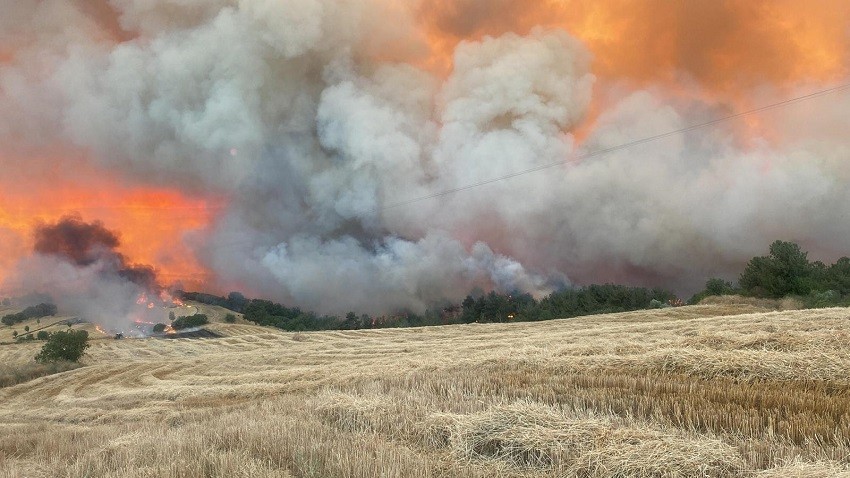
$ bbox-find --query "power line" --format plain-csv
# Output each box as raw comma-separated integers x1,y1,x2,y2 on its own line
1,82,849,295
383,82,850,210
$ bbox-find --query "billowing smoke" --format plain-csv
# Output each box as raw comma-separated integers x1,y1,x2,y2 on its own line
12,216,164,331
1,1,849,315
34,215,159,291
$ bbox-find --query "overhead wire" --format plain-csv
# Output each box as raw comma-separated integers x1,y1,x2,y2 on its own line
382,82,850,210
1,82,849,295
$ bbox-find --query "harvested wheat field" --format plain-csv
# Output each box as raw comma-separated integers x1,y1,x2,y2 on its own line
1,302,850,477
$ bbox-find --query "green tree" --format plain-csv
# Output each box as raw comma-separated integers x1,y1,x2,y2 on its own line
24,325,29,333
704,278,735,296
36,330,50,340
152,323,167,333
224,313,237,323
35,330,89,363
343,312,360,330
740,241,813,298
826,257,850,295
171,314,209,330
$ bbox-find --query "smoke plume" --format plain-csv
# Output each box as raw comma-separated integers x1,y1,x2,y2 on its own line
1,1,849,315
8,216,164,331
34,215,159,291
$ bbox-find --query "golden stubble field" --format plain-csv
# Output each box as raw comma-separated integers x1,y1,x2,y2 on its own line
1,301,850,477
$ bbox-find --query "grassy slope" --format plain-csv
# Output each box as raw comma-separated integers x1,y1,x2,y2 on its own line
0,301,244,343
0,302,849,477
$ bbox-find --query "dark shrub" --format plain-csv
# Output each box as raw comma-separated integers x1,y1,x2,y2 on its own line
172,314,209,330
35,330,89,363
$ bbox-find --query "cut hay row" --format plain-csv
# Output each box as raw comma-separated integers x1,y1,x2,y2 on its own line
1,304,849,476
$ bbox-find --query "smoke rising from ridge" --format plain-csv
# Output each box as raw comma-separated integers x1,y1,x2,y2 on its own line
10,216,165,331
1,1,849,315
34,215,159,291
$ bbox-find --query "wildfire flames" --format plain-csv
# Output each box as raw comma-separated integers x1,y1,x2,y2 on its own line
135,291,186,310
1,1,849,315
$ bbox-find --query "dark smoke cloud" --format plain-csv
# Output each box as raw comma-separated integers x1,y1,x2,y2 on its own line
34,215,159,291
2,216,167,332
1,1,849,316
34,216,120,266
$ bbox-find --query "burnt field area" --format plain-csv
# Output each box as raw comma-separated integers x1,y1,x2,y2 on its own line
155,328,223,340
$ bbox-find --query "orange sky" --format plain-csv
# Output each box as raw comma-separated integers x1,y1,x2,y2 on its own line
415,0,850,156
417,0,850,89
2,0,849,294
0,157,222,294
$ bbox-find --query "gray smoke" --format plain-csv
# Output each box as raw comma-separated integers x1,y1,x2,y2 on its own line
1,0,849,315
7,216,167,331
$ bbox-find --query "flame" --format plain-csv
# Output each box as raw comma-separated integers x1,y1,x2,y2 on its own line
159,290,184,307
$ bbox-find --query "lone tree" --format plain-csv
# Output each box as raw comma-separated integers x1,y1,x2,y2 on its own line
35,330,89,363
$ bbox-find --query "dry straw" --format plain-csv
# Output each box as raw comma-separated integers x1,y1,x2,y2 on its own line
1,300,850,476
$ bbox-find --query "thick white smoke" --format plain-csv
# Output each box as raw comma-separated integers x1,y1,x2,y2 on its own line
9,254,155,333
2,0,849,315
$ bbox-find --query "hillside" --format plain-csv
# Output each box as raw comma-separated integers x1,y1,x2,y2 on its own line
0,301,244,343
1,303,849,477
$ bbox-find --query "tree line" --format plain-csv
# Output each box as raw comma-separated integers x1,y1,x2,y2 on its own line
175,240,850,334
1,303,57,326
690,240,850,307
180,283,678,333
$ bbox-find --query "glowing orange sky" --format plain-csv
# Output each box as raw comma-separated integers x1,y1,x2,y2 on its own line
2,0,849,295
0,158,222,294
418,0,850,89
415,0,850,153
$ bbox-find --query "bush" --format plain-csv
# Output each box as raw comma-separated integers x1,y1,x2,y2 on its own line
224,313,237,323
36,330,50,340
171,314,209,330
803,290,844,309
35,330,89,363
152,323,167,333
649,299,671,309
